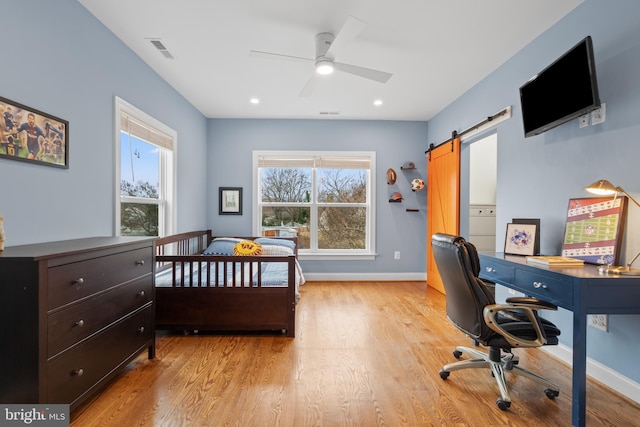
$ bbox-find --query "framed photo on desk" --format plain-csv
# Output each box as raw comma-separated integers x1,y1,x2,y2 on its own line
513,218,541,255
504,222,537,256
561,196,627,265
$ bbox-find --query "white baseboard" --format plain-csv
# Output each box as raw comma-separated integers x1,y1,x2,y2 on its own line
541,344,640,404
303,272,426,282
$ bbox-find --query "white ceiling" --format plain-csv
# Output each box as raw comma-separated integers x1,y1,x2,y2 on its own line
78,0,582,121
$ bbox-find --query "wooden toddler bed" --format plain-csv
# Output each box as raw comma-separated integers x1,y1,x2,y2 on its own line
154,230,304,337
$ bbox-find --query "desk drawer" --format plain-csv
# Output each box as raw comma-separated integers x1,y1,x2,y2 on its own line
479,258,515,284
515,270,573,308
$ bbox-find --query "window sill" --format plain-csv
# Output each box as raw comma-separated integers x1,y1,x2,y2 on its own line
298,253,377,261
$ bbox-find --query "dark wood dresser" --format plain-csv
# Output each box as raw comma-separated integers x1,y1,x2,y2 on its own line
0,236,155,411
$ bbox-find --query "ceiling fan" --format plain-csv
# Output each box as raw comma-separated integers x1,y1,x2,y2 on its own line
249,16,393,97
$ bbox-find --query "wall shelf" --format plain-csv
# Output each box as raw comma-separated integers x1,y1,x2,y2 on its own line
400,161,416,170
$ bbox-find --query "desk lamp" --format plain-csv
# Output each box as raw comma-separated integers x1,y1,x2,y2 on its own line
585,179,640,275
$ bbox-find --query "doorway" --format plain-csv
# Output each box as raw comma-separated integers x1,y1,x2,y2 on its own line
468,133,497,251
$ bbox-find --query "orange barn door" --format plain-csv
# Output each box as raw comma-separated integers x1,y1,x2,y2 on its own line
426,137,461,293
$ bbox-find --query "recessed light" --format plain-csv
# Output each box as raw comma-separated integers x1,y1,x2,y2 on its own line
373,99,383,106
250,98,260,104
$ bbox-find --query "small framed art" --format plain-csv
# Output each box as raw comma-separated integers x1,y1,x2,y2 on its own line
504,222,537,256
512,218,541,255
219,187,242,215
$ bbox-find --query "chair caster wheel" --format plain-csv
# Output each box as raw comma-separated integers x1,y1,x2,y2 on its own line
496,397,511,410
439,370,450,380
453,350,463,359
545,388,560,399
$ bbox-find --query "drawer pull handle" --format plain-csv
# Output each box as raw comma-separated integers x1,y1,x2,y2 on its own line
135,260,145,266
137,290,145,297
533,281,547,289
72,278,84,285
74,320,85,327
72,369,84,377
485,267,496,273
138,327,145,334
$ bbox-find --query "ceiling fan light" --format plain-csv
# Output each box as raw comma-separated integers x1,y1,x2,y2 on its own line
316,60,334,75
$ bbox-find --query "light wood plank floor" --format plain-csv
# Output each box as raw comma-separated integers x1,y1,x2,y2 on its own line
71,281,639,426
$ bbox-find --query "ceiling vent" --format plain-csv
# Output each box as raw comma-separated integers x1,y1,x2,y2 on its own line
149,39,174,59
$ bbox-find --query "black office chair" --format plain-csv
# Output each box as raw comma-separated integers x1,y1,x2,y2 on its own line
431,233,561,410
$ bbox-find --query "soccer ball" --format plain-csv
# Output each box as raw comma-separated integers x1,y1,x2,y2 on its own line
411,178,425,192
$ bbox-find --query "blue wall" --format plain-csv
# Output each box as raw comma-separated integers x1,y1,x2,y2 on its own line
207,119,428,276
0,0,208,246
427,0,640,383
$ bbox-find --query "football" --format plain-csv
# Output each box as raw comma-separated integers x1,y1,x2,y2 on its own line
386,168,397,185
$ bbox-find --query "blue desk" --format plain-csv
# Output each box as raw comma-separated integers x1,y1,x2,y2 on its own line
478,252,640,427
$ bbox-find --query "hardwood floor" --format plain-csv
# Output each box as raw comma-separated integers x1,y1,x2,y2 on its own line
71,281,639,426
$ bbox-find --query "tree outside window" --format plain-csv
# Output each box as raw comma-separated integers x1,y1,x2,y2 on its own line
255,152,375,256
120,134,160,236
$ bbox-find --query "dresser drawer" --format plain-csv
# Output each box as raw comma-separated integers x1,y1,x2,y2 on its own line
47,304,153,405
478,257,515,284
515,269,573,308
48,276,153,358
47,247,152,310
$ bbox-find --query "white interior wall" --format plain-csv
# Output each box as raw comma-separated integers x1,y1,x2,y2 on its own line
469,134,497,205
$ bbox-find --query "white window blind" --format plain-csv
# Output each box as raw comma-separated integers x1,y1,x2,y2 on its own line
257,155,370,169
121,113,173,150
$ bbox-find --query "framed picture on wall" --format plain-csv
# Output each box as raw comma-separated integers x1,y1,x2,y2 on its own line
0,96,69,169
504,222,537,256
561,196,627,265
219,187,242,215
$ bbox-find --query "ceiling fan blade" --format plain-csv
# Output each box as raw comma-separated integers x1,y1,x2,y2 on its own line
325,15,366,59
334,62,392,83
249,50,314,64
299,73,318,97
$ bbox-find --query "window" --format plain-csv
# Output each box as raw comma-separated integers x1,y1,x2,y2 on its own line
115,97,176,237
253,151,376,259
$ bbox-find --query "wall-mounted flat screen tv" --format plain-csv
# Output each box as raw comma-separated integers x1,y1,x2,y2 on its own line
519,36,600,138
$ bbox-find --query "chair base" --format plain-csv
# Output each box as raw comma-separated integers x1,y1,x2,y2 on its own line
439,345,560,410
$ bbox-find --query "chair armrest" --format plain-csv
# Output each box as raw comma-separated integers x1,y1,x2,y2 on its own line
483,301,557,348
505,296,557,310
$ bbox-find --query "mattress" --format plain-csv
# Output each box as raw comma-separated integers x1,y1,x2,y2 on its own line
155,258,305,301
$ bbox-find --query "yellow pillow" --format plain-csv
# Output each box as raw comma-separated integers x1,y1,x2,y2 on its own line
233,240,263,256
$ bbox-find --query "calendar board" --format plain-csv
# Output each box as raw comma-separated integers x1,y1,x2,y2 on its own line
561,197,627,265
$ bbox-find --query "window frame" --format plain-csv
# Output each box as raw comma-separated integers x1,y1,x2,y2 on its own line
253,150,376,260
114,96,177,237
